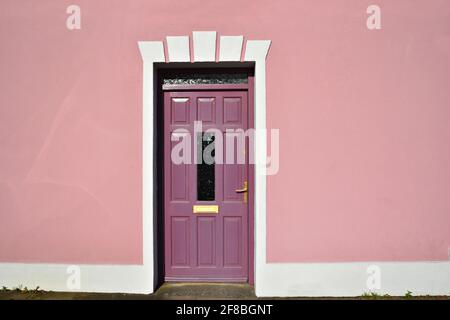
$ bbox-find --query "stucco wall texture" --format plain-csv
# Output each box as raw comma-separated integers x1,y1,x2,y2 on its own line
0,0,449,264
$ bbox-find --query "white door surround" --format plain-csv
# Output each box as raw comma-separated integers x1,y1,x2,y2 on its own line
138,32,271,295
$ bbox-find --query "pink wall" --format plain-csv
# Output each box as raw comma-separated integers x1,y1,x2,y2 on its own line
0,0,449,264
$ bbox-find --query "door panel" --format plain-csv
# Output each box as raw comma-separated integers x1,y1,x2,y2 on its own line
171,98,189,123
197,97,216,123
223,216,242,267
171,217,190,267
164,90,249,282
223,97,243,124
197,217,216,267
170,135,189,201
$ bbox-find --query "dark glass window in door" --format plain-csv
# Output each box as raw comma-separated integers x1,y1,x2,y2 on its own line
197,132,215,201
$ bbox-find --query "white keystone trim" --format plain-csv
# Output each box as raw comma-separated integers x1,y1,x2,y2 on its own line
244,40,271,62
193,31,216,62
219,36,243,61
138,41,165,62
166,36,190,62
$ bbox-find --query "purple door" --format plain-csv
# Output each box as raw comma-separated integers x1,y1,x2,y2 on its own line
164,88,250,282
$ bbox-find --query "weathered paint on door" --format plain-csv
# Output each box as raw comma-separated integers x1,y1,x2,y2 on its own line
164,89,250,282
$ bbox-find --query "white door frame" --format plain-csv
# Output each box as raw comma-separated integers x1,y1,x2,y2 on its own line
138,32,271,294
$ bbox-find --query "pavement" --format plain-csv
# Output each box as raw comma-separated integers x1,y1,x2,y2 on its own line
0,283,258,300
0,283,447,300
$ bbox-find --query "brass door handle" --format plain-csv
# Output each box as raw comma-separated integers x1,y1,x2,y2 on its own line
235,181,248,193
235,181,248,203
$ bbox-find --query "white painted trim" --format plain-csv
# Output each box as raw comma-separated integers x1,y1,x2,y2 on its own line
138,40,165,292
0,263,151,294
244,40,271,62
219,36,243,61
166,36,190,62
193,31,216,62
244,40,271,296
258,262,450,297
138,41,165,62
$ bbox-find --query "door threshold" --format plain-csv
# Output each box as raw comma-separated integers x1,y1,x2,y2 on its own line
154,282,256,300
165,277,248,283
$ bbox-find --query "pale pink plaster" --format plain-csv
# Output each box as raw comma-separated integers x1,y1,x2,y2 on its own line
0,0,449,263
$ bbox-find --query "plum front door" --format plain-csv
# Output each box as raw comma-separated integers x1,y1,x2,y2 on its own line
163,87,251,282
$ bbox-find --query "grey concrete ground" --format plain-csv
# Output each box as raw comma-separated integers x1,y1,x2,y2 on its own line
0,283,448,300
0,283,256,300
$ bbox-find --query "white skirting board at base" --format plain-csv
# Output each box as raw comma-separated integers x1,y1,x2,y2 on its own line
1,261,449,296
256,261,450,297
0,263,153,294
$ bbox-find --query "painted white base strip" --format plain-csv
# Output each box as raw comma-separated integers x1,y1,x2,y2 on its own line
0,263,153,294
257,261,450,297
1,261,449,296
